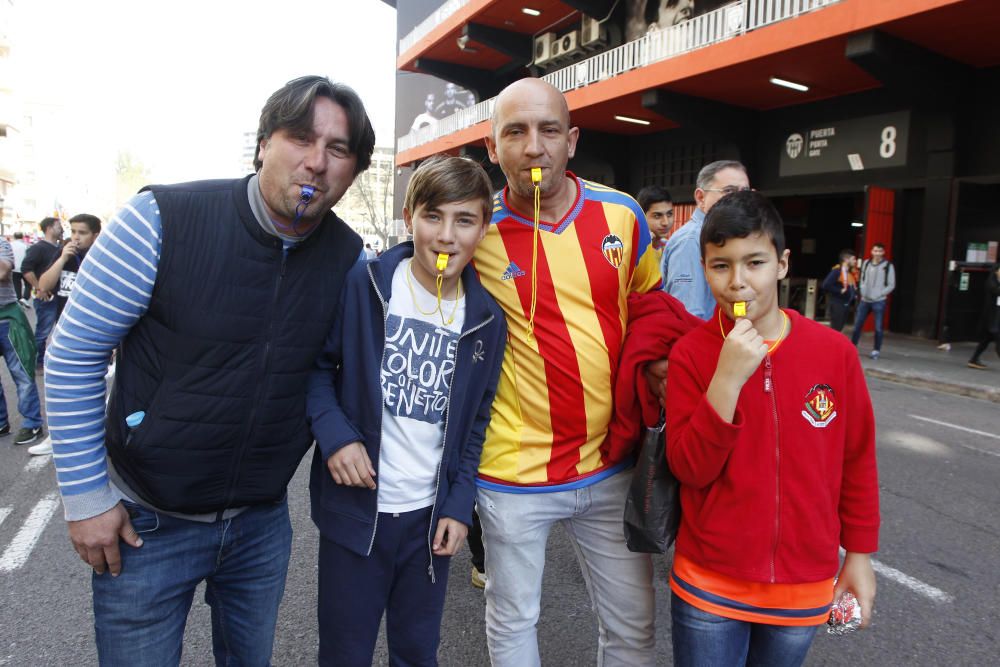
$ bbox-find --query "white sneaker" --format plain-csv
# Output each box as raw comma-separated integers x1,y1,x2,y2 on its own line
28,437,53,456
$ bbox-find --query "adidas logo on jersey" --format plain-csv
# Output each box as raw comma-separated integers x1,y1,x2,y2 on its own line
501,262,526,280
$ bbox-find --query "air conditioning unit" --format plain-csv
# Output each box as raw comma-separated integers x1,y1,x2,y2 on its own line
581,15,607,49
533,32,556,66
550,30,581,61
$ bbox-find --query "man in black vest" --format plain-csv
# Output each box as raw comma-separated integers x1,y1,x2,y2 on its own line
44,76,372,665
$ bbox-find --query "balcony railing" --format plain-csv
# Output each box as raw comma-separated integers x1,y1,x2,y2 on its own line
399,0,472,56
397,0,841,155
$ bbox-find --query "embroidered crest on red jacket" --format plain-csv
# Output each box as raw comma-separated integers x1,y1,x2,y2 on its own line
802,383,837,428
601,234,624,269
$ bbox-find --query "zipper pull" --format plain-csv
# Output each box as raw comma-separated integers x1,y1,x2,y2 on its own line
764,356,773,393
428,562,436,584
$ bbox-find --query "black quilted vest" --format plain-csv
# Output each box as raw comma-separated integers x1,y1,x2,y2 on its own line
105,176,361,513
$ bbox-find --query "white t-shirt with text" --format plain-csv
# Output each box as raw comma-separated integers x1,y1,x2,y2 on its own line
377,258,466,514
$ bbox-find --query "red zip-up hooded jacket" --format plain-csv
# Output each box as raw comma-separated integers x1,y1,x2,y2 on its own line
666,308,880,584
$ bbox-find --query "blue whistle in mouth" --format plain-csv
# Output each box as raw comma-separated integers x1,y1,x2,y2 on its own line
300,185,316,202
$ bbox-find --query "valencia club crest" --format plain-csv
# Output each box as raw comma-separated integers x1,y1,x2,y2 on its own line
802,384,837,428
601,234,624,269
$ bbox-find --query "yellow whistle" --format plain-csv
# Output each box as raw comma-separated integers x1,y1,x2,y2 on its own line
531,167,542,184
436,253,449,272
733,301,747,317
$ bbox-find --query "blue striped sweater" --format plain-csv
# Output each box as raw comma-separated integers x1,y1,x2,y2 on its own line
45,191,162,521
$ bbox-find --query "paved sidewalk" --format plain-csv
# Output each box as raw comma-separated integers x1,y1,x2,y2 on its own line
848,326,1000,403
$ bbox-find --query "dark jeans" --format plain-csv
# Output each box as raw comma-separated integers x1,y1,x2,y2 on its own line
970,331,1000,363
671,594,818,667
93,499,292,666
850,299,886,351
11,272,26,301
828,299,851,333
469,508,485,572
33,298,59,364
318,506,451,667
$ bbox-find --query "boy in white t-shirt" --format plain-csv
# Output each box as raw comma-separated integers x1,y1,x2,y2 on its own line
307,155,506,666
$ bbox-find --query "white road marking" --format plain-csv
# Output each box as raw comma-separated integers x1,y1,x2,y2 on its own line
24,454,51,472
908,414,1000,457
840,548,954,603
871,558,955,603
0,493,61,572
0,508,11,527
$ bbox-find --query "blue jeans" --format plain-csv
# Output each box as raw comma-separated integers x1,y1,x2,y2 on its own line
0,320,42,428
850,299,886,351
93,498,292,667
477,469,655,667
671,594,817,667
33,297,58,364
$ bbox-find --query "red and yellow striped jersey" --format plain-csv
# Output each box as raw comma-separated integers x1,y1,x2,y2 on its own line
473,174,661,489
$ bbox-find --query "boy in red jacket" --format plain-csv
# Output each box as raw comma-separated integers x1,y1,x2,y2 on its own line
666,191,879,666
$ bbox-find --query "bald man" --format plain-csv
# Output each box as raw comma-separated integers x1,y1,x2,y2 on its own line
472,78,661,666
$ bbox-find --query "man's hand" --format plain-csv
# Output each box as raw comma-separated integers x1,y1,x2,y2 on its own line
326,441,376,489
834,552,877,629
716,318,767,387
643,359,668,408
67,503,142,576
432,517,468,556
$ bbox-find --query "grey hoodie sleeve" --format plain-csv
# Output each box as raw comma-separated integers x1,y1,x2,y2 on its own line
873,263,896,301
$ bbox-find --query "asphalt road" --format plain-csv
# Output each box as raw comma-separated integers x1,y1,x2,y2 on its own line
1,372,998,666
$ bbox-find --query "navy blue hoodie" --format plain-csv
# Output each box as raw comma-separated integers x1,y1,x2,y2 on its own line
307,242,506,561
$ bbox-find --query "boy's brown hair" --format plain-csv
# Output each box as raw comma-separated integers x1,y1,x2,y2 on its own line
404,155,493,223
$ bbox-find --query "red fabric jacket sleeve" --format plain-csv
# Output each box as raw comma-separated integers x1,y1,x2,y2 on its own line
665,339,745,490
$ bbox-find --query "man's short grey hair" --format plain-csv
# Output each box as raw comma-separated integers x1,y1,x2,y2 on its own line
696,160,747,191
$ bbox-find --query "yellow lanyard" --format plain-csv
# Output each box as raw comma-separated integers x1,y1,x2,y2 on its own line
405,258,462,326
525,168,543,342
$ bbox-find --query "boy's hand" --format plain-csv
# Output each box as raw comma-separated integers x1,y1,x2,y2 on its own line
835,552,877,629
432,517,468,556
643,359,668,407
717,318,768,386
61,241,79,259
326,442,376,489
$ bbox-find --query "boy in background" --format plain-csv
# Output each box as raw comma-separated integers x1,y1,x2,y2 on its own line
851,242,895,359
638,185,674,257
821,248,858,333
307,156,506,666
37,213,102,316
666,191,879,666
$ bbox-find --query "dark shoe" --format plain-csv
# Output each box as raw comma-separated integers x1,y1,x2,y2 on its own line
14,426,43,446
968,360,987,370
0,423,9,436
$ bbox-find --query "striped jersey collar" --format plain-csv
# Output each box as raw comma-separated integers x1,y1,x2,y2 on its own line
495,171,585,235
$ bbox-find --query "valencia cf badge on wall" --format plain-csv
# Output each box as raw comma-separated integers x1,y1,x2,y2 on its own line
802,384,837,428
601,234,624,269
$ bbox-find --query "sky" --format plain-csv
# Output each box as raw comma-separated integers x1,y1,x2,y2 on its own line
10,0,398,215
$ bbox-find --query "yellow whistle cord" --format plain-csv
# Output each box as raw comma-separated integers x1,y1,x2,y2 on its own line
406,258,462,326
526,170,542,342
